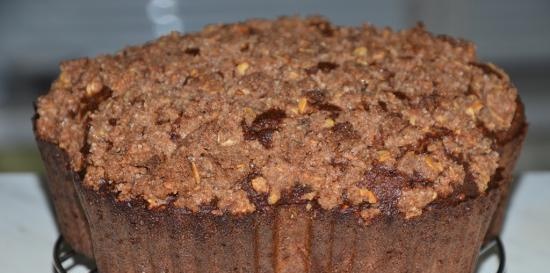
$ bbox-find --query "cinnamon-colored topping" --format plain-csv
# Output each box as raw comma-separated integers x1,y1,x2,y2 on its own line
35,16,519,217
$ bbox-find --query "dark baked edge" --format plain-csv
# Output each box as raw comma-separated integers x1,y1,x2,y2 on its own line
76,175,501,273
35,137,94,257
485,99,527,240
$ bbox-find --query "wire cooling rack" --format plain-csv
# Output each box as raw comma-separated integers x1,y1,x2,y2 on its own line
53,237,97,273
479,237,506,273
53,235,505,273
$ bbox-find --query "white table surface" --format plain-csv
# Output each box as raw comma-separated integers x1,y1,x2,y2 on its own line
0,172,548,273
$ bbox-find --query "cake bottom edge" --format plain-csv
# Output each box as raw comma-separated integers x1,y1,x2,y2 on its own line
76,179,501,273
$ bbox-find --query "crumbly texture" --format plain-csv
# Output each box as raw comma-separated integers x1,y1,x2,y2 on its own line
35,16,518,218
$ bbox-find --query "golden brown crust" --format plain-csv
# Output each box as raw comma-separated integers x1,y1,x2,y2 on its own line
35,17,522,218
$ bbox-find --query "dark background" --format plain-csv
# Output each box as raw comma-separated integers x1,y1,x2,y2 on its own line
0,0,548,172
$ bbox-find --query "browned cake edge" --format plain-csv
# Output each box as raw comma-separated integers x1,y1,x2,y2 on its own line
34,99,526,267
35,138,94,257
485,100,527,241
76,177,500,273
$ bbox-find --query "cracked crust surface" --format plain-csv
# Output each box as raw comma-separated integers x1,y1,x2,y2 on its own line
35,16,520,218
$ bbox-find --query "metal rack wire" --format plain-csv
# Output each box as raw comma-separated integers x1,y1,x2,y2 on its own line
479,237,506,273
53,236,97,273
53,235,505,273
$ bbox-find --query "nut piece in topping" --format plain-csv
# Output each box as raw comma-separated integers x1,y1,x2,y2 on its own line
242,107,256,124
220,138,237,146
424,156,444,172
353,46,368,57
377,150,391,162
58,71,71,85
217,191,256,214
251,176,269,193
298,97,308,114
301,191,317,201
359,188,377,203
323,118,335,128
236,62,250,75
398,187,437,219
146,196,168,209
348,187,378,205
372,51,386,61
188,159,201,187
85,79,103,97
267,190,280,205
287,71,300,80
465,100,484,119
360,208,381,223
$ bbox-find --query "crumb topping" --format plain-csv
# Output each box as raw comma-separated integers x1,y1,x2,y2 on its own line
35,16,518,218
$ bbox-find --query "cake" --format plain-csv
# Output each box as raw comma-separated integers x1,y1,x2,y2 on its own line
34,16,526,273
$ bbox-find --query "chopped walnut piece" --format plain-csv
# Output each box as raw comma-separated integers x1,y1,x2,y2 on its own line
360,208,381,223
424,156,444,172
146,197,168,209
408,116,417,126
353,46,368,57
372,51,386,61
298,97,308,114
465,100,484,119
85,79,103,97
377,150,391,162
211,209,223,216
58,71,71,85
188,159,201,187
268,190,280,205
217,191,256,214
251,176,269,193
236,88,250,96
242,107,256,124
323,118,335,128
348,187,378,205
287,71,300,80
301,192,317,201
398,187,437,219
397,152,444,181
236,62,250,75
361,188,378,203
220,139,237,146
